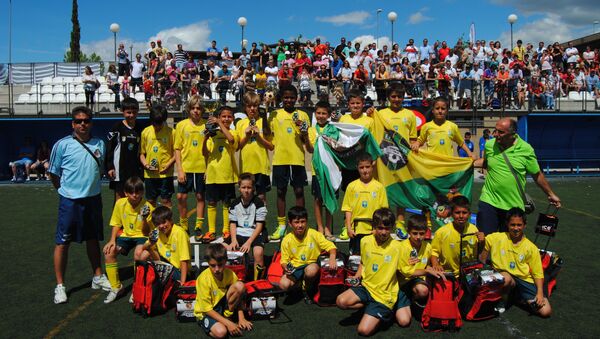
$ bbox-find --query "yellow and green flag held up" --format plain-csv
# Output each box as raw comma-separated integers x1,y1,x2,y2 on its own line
372,110,474,210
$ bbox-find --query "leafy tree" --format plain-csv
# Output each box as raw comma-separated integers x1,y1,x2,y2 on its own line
68,0,81,62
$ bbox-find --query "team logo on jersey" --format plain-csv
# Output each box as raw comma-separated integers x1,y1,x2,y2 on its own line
129,223,134,230
450,243,455,248
204,318,210,327
509,262,516,269
243,221,249,227
218,146,224,152
287,127,293,134
153,146,159,153
172,244,177,251
301,254,306,261
372,264,379,272
501,249,506,256
421,257,428,264
212,290,218,296
469,238,474,245
384,255,391,263
361,201,368,208
354,193,359,198
94,149,101,158
162,137,167,143
128,143,134,151
393,125,399,131
291,248,297,254
448,130,453,136
440,139,445,145
185,132,190,138
166,250,171,258
308,242,314,250
461,249,466,257
372,192,377,198
403,117,408,124
122,136,126,142
192,140,198,147
519,254,525,262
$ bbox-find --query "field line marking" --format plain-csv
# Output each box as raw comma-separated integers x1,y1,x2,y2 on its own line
496,316,528,339
44,292,101,339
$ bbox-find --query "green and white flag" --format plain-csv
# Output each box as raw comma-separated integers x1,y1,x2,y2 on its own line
312,122,382,213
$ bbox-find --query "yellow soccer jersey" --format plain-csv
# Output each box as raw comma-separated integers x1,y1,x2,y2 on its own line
141,125,174,178
281,228,336,268
341,179,388,234
484,232,544,284
398,239,432,286
174,118,207,173
205,129,239,184
236,118,271,175
417,120,463,156
157,224,190,269
194,268,238,320
339,114,374,133
268,109,310,166
109,197,154,238
375,108,417,141
431,222,480,277
360,235,402,309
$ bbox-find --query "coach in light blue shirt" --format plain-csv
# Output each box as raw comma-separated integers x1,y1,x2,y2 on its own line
48,106,111,305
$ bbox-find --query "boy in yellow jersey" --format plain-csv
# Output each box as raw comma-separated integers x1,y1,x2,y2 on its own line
336,208,401,336
174,95,207,239
103,176,154,303
431,196,485,277
140,105,175,207
236,92,273,204
367,84,417,239
341,153,388,254
395,214,446,326
194,244,251,338
306,101,335,240
480,208,551,317
279,206,337,300
255,67,267,99
411,97,475,159
267,85,311,240
202,106,239,243
142,206,190,283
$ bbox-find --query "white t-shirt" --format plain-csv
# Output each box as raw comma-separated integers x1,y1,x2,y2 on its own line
566,47,579,63
131,61,145,78
264,66,279,82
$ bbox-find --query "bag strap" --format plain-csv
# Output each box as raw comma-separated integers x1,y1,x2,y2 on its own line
73,135,101,169
500,151,528,207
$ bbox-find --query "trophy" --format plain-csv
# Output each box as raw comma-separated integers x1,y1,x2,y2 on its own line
203,99,220,137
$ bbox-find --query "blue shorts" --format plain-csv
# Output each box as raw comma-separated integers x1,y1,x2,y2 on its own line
205,183,236,204
272,165,307,190
116,237,146,255
55,194,104,244
288,264,308,282
177,173,206,194
395,278,427,310
350,286,392,322
145,177,174,201
10,158,33,167
254,173,272,195
198,296,228,334
513,276,543,302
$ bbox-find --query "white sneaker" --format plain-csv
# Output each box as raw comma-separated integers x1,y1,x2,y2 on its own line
54,284,67,304
129,293,134,304
91,274,112,291
103,285,123,304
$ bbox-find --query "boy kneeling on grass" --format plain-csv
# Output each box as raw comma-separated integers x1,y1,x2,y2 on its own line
279,206,337,302
479,208,551,318
194,243,252,338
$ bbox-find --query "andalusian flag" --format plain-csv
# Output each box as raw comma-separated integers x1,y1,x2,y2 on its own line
372,111,474,210
312,123,382,213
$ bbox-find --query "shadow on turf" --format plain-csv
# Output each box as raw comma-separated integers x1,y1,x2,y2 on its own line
66,266,134,299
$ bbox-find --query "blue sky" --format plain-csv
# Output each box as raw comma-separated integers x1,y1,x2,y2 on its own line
0,0,598,63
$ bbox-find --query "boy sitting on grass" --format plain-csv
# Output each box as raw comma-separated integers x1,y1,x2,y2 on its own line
279,206,337,302
194,243,252,338
480,208,551,317
103,176,154,303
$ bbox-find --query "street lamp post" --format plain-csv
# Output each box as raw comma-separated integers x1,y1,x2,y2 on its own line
594,20,599,34
110,23,120,66
508,14,518,50
388,11,398,49
376,9,382,49
237,17,247,51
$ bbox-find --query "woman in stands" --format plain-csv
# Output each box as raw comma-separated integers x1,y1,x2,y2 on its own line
106,64,120,110
82,66,98,110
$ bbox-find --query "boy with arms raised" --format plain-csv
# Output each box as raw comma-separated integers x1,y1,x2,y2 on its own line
194,244,251,338
267,85,311,240
140,105,175,208
202,106,239,243
279,206,337,300
174,95,207,239
237,92,274,204
228,173,268,281
336,208,400,336
341,152,388,254
480,208,551,317
103,176,154,303
431,196,485,277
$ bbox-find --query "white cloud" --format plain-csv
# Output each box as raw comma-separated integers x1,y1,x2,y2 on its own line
492,0,599,26
496,14,575,47
352,35,392,50
408,9,433,24
80,21,212,61
316,11,371,26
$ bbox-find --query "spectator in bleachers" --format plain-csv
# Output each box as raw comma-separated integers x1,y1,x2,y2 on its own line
260,44,272,70
130,53,145,94
174,44,189,71
9,136,35,182
586,70,599,94
278,63,293,89
144,41,156,60
106,64,121,110
82,66,98,110
207,40,220,61
249,42,260,71
197,59,213,99
221,46,233,64
374,63,389,106
216,64,232,104
117,43,129,76
565,42,579,66
31,140,50,180
155,39,169,60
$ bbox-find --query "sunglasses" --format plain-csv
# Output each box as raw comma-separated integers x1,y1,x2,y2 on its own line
73,118,91,125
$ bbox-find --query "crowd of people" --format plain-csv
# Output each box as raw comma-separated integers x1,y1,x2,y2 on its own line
47,74,562,336
89,37,600,112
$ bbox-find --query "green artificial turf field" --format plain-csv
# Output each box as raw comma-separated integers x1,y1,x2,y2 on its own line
1,178,599,338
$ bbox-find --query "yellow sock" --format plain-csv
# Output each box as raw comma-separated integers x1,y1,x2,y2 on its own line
222,204,230,233
195,217,204,230
254,264,265,281
105,262,120,289
207,205,217,233
277,216,286,228
179,216,188,231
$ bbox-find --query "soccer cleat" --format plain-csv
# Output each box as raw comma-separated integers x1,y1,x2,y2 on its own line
269,226,286,241
91,274,112,291
495,301,506,314
194,228,204,242
338,228,349,241
222,231,231,243
201,232,216,244
11,176,16,182
129,293,134,304
395,228,409,240
54,284,67,304
103,285,123,304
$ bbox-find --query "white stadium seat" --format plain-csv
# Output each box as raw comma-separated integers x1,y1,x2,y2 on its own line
66,94,78,103
62,77,73,84
98,93,111,102
41,85,53,94
40,93,53,103
16,94,30,104
29,93,41,103
98,85,109,94
74,85,84,94
51,94,65,104
72,76,82,83
568,91,581,101
52,85,65,94
134,92,145,102
97,76,106,84
28,85,39,94
41,77,53,85
52,77,64,85
74,93,86,103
